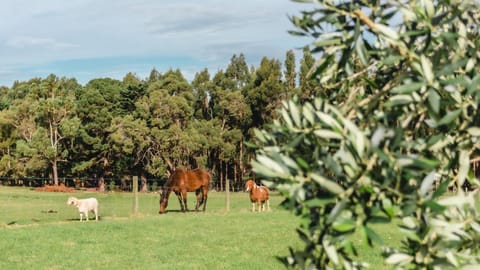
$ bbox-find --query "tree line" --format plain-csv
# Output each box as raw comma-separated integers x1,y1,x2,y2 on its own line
0,49,317,191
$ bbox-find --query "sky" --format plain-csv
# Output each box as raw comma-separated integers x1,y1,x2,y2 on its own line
0,0,313,87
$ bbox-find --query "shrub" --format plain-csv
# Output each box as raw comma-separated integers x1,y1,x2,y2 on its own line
252,0,480,269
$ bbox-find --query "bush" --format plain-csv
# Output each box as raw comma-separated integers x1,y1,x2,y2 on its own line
252,0,480,269
108,180,116,192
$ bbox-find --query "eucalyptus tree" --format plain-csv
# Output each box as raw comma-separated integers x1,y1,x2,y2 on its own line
192,68,212,120
209,62,253,188
135,69,198,173
0,86,12,110
0,101,18,176
252,0,480,269
225,53,251,89
298,46,317,102
108,114,151,190
8,75,81,185
0,83,38,177
284,50,297,98
244,57,284,128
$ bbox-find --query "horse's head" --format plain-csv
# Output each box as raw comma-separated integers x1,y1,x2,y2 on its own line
245,180,255,192
158,187,169,214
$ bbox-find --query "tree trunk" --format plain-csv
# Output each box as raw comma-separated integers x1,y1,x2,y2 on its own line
140,173,148,192
239,141,244,185
220,160,224,191
52,160,59,186
234,163,238,192
225,164,230,211
98,176,105,192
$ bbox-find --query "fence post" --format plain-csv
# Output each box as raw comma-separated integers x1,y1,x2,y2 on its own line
132,176,139,215
225,177,230,212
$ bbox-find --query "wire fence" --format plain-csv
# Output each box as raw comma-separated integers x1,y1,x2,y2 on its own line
0,177,249,192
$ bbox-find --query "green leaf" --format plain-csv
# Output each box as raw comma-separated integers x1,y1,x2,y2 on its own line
419,172,437,196
428,89,441,114
386,95,413,106
295,157,310,170
304,198,331,208
391,82,424,94
362,225,384,246
397,156,439,170
385,253,413,265
432,178,448,198
288,100,302,127
314,38,342,47
424,200,446,213
316,111,342,132
332,218,356,232
288,134,305,149
355,35,368,66
375,24,399,40
467,127,480,137
311,173,344,194
381,55,403,66
324,242,339,264
458,150,469,187
296,228,310,244
281,108,294,128
421,55,434,85
314,129,343,140
438,58,468,76
437,109,461,126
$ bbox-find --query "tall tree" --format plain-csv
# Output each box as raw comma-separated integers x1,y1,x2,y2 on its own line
244,57,284,128
73,78,125,181
284,50,297,99
225,53,250,89
15,75,81,185
192,68,211,120
136,69,196,172
298,46,317,102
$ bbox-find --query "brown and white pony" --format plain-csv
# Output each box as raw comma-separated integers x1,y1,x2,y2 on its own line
245,179,270,212
159,168,211,214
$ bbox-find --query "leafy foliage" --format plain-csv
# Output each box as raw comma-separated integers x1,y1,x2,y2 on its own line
252,0,480,269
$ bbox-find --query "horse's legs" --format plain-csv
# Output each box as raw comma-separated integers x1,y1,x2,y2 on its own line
267,199,271,211
181,189,188,212
201,187,208,212
251,202,255,212
175,191,184,211
195,189,202,211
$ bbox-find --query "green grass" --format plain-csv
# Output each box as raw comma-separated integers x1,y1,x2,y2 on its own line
0,186,303,270
4,186,471,270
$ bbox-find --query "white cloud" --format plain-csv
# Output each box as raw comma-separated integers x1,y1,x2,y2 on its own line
0,0,314,86
6,36,78,49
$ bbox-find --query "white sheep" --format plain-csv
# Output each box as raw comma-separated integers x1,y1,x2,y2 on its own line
67,197,99,221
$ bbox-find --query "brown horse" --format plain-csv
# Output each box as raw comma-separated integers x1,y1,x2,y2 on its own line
245,180,270,212
159,168,211,214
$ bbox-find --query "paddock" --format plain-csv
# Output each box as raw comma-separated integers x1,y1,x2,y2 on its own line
0,186,300,270
1,186,478,270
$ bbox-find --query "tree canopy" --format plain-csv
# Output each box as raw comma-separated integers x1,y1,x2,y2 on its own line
0,52,314,190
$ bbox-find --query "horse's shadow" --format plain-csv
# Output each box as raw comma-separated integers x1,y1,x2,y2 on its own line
161,210,203,214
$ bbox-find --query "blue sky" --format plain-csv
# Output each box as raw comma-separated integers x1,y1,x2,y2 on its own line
0,0,312,87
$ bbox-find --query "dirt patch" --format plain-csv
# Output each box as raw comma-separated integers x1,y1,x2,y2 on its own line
35,183,75,193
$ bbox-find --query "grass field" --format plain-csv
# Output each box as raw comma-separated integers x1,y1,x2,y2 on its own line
0,186,434,270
